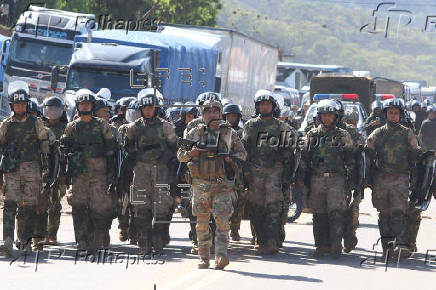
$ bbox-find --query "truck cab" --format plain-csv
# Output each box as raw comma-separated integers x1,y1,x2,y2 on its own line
54,42,158,121
2,5,95,103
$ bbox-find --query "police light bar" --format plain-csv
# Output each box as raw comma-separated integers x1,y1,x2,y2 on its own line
313,94,359,102
375,94,395,101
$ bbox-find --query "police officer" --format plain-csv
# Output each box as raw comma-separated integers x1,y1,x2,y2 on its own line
366,98,423,257
178,99,246,269
364,100,385,136
411,100,425,132
418,105,436,150
0,83,51,255
184,92,221,137
94,98,112,121
298,99,354,259
61,89,116,252
222,104,246,241
242,90,297,255
174,103,199,138
341,109,364,253
124,89,177,255
117,99,141,244
110,97,135,128
35,96,68,246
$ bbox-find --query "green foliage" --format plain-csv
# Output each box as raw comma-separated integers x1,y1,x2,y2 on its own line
9,0,221,28
218,0,436,85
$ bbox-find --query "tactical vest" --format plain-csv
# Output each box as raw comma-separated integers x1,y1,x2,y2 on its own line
5,115,41,163
247,118,282,168
47,121,67,140
187,124,231,181
309,127,347,174
376,126,410,174
134,118,168,162
71,118,106,159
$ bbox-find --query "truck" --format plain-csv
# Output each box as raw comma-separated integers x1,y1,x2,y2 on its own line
157,24,279,117
51,30,218,119
1,5,96,103
310,75,376,114
373,77,405,100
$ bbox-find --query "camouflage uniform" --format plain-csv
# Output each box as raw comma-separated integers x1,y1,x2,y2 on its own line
61,116,116,250
229,125,247,240
338,119,364,253
33,121,66,247
184,117,204,137
300,123,354,258
242,116,296,254
124,116,177,254
117,123,137,243
178,119,246,268
366,123,422,254
109,114,128,129
0,115,50,252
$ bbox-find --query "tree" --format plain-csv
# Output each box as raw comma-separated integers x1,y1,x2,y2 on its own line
8,0,222,28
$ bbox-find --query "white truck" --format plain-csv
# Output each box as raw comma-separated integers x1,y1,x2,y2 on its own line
157,24,279,117
1,5,96,103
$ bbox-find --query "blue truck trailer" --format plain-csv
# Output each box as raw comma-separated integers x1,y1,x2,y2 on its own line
71,30,218,103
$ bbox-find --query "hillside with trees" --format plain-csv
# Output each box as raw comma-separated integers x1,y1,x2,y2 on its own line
217,0,436,85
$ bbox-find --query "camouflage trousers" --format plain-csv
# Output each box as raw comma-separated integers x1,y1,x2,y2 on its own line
309,173,347,214
70,159,114,246
131,161,173,251
34,184,67,241
191,179,233,257
343,197,361,250
309,173,347,249
247,166,284,247
372,173,409,247
2,161,41,246
230,189,248,232
405,205,421,250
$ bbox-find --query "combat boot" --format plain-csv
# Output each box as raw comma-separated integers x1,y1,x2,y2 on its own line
378,213,393,258
215,255,229,270
119,228,129,242
32,237,44,251
312,214,330,258
343,236,358,253
45,236,57,246
329,210,344,259
190,243,199,255
230,228,240,241
197,246,210,269
0,238,14,257
139,242,152,256
391,210,410,259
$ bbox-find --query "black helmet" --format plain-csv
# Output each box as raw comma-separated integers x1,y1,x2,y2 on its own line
94,98,111,112
43,96,63,108
223,104,242,116
371,100,383,112
8,89,29,104
75,89,96,105
28,99,42,115
137,88,163,108
382,98,404,114
196,92,221,106
317,99,340,118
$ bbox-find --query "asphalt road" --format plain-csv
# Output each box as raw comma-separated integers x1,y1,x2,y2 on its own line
1,189,435,290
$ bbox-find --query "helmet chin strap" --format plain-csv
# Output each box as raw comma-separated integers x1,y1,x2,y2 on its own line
14,112,26,117
260,112,273,118
78,110,92,116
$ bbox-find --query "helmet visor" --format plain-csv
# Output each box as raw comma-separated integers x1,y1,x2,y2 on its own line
126,109,141,123
44,106,63,120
